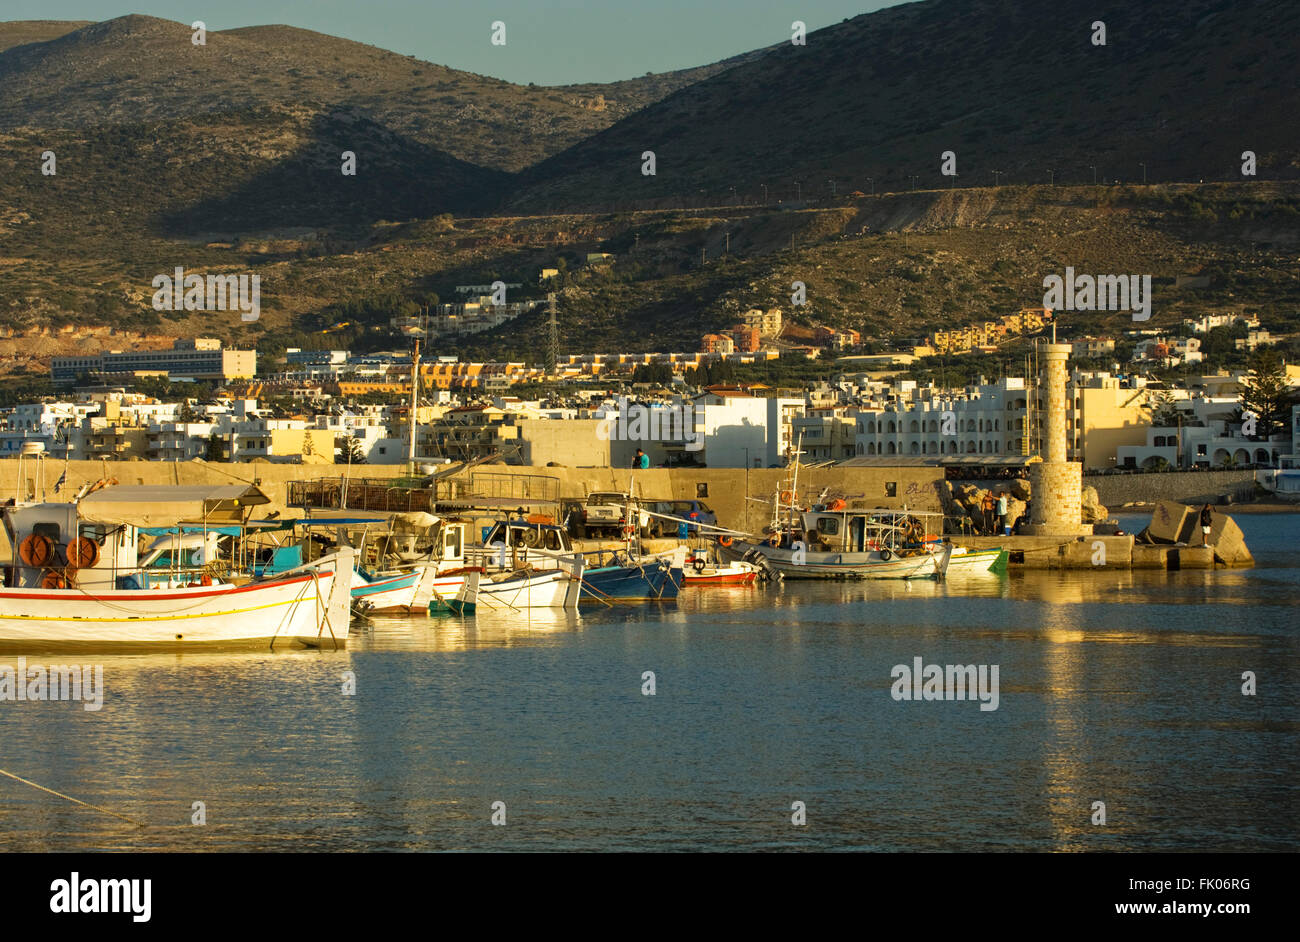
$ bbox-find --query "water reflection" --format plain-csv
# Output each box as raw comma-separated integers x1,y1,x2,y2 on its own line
0,513,1295,851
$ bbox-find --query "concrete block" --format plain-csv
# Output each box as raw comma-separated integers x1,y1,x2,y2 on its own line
1062,535,1133,568
1174,545,1214,569
1146,500,1192,544
1131,544,1171,570
1208,513,1253,566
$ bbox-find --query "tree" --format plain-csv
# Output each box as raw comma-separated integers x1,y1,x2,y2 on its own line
1144,390,1182,427
204,432,225,462
336,435,367,465
1239,349,1292,439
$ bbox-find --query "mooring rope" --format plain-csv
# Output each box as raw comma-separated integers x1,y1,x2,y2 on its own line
0,766,143,827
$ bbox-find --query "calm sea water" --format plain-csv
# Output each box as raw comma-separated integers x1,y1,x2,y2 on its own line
2,514,1297,852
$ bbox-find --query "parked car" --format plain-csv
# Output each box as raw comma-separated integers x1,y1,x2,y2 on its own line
646,500,717,537
578,492,652,539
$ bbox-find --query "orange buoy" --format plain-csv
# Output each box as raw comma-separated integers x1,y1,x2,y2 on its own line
525,513,555,525
40,570,67,589
65,536,100,570
19,533,54,568
718,536,733,548
779,490,798,505
827,498,846,511
200,574,213,586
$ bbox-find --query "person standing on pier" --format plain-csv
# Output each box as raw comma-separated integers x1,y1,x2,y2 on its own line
1200,504,1214,545
996,491,1009,534
980,491,996,535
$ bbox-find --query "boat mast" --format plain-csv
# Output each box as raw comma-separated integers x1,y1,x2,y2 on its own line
407,338,421,472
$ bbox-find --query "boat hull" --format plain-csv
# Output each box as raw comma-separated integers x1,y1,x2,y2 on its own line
0,549,355,649
945,548,1007,575
580,563,681,602
351,564,442,614
726,541,942,579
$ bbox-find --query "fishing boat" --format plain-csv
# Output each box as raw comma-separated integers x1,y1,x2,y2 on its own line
945,547,1008,575
0,484,354,648
683,554,759,586
723,507,953,580
472,519,684,605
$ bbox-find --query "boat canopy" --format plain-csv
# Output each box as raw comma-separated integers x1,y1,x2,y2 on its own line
288,509,438,528
77,484,271,528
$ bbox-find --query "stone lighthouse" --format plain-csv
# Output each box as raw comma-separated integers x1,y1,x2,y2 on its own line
1022,343,1090,536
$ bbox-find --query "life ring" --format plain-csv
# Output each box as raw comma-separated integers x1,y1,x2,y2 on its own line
19,533,54,568
718,536,733,548
621,525,636,540
66,536,100,570
40,570,67,589
779,490,798,504
879,548,893,562
767,535,780,547
692,558,707,574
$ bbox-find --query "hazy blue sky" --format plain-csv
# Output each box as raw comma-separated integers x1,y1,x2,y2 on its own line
3,1,902,85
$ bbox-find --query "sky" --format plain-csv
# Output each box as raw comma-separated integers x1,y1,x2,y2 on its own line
2,1,902,85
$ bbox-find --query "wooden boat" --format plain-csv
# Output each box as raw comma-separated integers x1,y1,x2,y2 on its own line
723,508,953,580
944,547,1008,575
682,555,759,586
0,485,354,648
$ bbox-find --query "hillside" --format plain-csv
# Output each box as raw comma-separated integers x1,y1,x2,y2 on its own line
0,16,766,173
0,4,1296,375
511,0,1300,211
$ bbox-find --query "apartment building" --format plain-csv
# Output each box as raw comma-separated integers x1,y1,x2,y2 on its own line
52,338,256,385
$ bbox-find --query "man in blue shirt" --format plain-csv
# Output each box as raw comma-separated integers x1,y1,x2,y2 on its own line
633,448,649,469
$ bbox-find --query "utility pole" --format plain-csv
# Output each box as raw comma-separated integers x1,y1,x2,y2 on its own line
547,292,559,377
407,338,420,472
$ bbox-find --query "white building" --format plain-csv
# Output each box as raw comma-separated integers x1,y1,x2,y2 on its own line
853,377,1029,458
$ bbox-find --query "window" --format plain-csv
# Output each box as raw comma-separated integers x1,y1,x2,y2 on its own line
696,483,708,498
885,482,898,498
817,517,840,535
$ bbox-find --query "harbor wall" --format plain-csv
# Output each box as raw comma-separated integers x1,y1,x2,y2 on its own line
1089,470,1258,508
0,459,946,533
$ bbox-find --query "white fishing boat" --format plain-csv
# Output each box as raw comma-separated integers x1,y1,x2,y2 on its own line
944,546,1007,575
723,507,954,580
0,484,355,649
